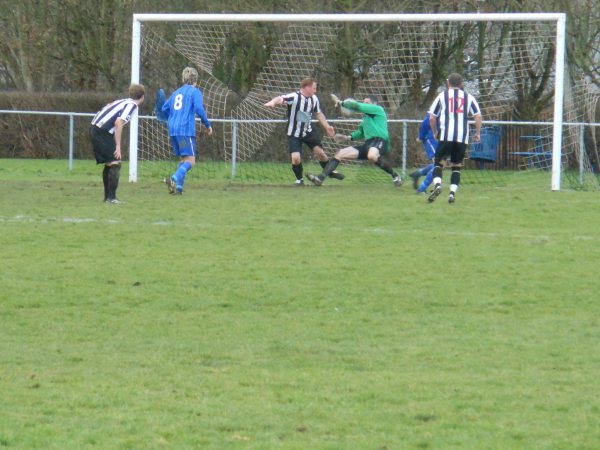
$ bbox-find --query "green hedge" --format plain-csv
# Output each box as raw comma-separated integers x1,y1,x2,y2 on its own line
0,92,119,159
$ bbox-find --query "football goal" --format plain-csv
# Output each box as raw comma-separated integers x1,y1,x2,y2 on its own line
129,13,599,191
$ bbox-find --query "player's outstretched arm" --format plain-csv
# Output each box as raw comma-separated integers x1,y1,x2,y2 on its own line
264,96,283,107
155,88,169,123
343,99,381,115
334,133,350,143
331,94,358,117
315,111,335,137
330,93,342,108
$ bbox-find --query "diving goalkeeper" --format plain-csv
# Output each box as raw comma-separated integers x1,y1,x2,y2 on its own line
306,95,401,187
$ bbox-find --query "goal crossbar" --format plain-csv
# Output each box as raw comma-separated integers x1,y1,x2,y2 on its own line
132,13,565,23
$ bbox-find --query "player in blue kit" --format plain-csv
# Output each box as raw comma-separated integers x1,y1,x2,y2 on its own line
410,112,438,194
161,67,213,194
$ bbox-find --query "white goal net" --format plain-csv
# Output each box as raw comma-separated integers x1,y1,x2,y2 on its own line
130,13,599,191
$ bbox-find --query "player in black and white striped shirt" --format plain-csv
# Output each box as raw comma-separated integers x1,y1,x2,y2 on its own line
427,73,482,204
90,84,145,203
264,78,343,185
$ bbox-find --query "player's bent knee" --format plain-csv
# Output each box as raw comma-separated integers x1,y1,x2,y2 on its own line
183,157,196,167
313,147,326,158
368,149,381,162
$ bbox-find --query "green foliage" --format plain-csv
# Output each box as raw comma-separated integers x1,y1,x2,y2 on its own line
1,159,600,449
0,92,115,159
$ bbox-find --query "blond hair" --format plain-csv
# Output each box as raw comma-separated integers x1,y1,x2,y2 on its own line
182,67,199,85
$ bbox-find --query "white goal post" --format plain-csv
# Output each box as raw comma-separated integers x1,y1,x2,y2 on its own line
129,12,567,190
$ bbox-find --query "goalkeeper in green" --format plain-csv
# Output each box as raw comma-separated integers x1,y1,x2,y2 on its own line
306,95,401,187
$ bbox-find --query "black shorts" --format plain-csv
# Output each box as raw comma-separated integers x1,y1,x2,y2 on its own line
287,130,323,153
434,141,467,165
90,126,119,164
353,137,388,160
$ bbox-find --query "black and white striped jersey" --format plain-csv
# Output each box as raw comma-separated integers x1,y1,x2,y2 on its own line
428,88,481,144
91,98,138,134
281,92,321,138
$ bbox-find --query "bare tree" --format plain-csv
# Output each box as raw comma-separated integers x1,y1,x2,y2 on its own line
561,0,600,87
60,0,134,90
0,1,63,91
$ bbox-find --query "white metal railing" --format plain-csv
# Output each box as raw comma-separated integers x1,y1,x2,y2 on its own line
0,109,94,171
1,109,597,183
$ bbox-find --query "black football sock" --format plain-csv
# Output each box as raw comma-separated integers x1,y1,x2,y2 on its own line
102,165,110,201
375,158,395,177
321,158,339,178
450,169,461,189
432,165,443,182
107,164,121,200
292,163,303,180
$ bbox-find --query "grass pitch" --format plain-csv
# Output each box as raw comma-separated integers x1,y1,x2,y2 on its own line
1,159,599,449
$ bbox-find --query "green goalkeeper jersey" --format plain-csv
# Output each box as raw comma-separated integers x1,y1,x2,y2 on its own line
342,99,390,148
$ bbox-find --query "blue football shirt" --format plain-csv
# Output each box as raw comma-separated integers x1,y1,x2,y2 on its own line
162,84,211,137
419,112,439,159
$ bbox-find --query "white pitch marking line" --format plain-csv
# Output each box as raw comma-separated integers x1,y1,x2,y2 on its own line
1,215,598,243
